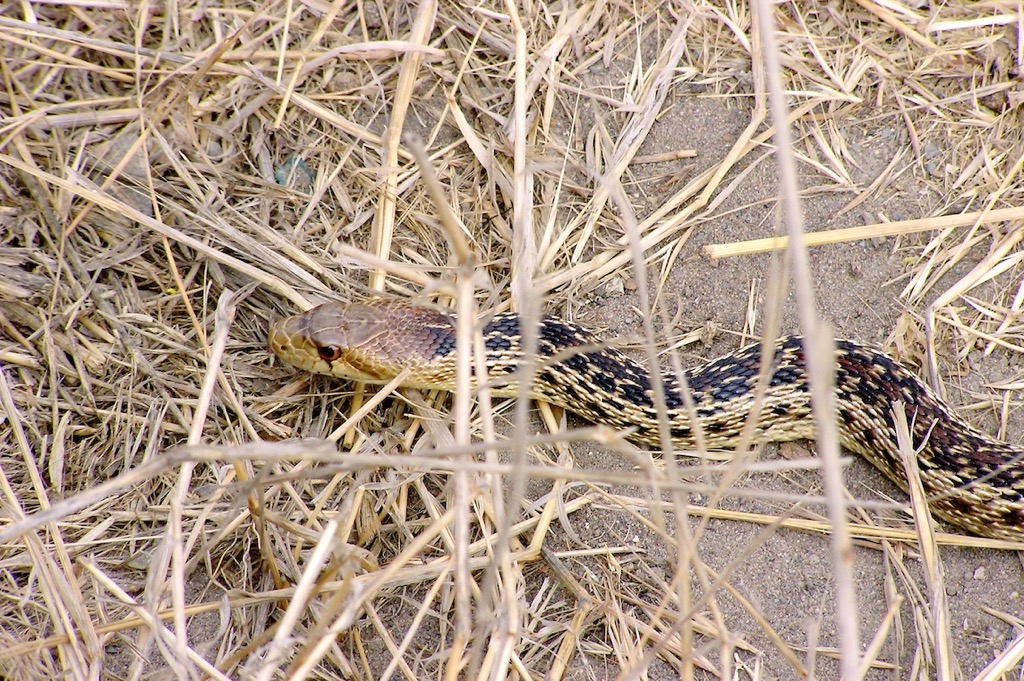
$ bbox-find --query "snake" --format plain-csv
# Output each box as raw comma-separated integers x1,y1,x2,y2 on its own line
270,299,1024,541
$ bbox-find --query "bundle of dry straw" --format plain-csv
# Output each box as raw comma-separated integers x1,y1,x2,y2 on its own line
1,1,1022,679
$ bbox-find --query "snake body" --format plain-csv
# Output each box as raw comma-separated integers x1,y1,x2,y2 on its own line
270,300,1024,540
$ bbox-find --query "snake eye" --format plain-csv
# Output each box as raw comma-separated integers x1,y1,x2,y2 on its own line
317,345,343,362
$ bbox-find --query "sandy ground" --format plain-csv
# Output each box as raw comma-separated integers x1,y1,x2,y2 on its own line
558,95,1024,679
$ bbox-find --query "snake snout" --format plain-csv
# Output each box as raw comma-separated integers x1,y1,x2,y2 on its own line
269,315,310,369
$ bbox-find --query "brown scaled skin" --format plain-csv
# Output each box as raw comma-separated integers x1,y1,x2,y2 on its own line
269,301,459,388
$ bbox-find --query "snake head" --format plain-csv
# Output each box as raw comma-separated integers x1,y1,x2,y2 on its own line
269,303,390,381
269,301,453,385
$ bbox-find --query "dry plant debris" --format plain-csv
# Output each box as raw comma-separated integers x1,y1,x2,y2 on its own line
1,0,1023,679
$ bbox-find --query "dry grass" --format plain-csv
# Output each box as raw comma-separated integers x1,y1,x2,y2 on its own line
1,1,1024,679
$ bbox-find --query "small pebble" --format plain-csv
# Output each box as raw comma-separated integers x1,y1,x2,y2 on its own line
603,278,624,297
275,156,315,190
973,566,987,580
699,320,719,347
